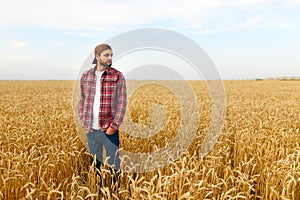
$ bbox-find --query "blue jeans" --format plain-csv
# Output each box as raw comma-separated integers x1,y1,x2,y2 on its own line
87,130,120,169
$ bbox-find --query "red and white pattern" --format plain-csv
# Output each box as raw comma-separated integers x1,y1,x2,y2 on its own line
78,67,127,131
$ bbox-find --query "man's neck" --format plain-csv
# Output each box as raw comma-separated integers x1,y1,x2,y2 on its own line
96,65,106,72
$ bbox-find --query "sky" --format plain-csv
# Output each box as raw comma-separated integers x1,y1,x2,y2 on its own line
0,0,300,80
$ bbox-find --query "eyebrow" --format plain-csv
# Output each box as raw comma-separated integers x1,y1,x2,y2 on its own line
104,53,113,56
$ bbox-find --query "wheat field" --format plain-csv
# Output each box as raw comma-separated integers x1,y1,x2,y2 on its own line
0,80,299,200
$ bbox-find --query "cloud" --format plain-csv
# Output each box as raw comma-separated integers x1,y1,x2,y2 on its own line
0,0,298,36
54,42,64,46
284,0,300,6
11,41,29,48
239,16,265,29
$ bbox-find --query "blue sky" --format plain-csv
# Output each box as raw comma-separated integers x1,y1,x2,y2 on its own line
0,0,299,80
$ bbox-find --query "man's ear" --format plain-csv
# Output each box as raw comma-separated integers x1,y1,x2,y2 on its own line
96,54,100,60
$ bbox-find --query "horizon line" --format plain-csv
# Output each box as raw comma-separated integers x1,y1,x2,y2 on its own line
0,77,299,81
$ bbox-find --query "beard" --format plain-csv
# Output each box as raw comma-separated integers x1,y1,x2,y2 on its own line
99,60,112,68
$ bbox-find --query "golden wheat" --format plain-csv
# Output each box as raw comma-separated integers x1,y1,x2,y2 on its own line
0,80,299,199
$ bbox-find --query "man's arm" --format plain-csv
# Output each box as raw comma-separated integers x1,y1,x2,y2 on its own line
78,75,86,129
110,73,127,130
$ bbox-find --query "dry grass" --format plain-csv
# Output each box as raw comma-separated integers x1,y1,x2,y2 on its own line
0,80,299,199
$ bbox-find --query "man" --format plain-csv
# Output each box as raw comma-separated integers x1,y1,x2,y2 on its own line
78,44,127,186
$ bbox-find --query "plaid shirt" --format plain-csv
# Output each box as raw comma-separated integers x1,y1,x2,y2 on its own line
78,66,127,131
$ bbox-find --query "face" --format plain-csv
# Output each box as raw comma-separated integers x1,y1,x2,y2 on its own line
96,49,113,68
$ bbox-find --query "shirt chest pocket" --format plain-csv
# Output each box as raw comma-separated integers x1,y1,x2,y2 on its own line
82,79,95,97
102,77,118,93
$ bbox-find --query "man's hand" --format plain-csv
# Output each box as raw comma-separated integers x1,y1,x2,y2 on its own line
105,126,115,135
86,129,92,134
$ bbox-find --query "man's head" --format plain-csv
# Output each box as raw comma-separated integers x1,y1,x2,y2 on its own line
92,44,113,68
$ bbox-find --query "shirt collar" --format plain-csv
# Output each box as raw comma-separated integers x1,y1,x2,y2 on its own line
93,66,113,75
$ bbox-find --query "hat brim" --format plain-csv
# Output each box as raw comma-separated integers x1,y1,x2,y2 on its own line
92,57,97,64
